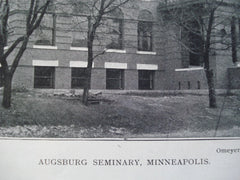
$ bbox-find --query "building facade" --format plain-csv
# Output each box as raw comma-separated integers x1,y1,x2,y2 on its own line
2,0,240,91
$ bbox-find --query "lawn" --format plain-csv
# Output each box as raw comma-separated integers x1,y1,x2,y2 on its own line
0,89,240,138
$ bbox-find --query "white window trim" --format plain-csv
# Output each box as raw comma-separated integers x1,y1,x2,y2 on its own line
137,64,158,70
33,45,58,50
175,67,204,71
70,61,94,68
104,62,128,69
136,51,156,55
32,60,59,67
70,47,88,51
106,49,126,54
4,46,8,50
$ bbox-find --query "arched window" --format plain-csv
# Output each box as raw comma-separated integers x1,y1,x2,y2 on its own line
106,8,124,49
138,10,153,51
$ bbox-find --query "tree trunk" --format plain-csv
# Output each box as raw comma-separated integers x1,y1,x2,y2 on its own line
231,16,237,65
2,72,12,109
205,69,217,108
83,16,94,106
203,9,216,108
82,67,92,106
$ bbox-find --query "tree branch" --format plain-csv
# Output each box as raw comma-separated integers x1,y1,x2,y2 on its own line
26,0,35,29
3,36,25,58
10,37,28,75
93,48,106,60
28,0,50,35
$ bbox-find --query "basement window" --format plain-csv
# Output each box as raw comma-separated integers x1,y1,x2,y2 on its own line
138,70,154,90
34,66,55,88
71,68,87,89
197,81,201,89
106,69,124,90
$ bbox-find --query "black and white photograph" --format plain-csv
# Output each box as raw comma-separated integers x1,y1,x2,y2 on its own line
0,0,240,179
0,0,239,138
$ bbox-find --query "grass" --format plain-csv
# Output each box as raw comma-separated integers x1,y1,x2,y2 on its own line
0,90,240,138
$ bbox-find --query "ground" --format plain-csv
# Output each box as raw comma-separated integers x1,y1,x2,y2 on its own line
0,89,240,138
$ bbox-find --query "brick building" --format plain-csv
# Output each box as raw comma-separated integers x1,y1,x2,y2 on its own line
1,0,240,91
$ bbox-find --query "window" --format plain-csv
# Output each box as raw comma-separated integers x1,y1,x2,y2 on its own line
71,16,88,48
71,37,87,47
178,82,181,90
106,69,124,89
138,70,154,90
34,67,55,88
187,81,191,89
138,21,152,51
35,13,56,46
138,10,153,51
197,81,201,89
71,68,87,89
106,8,124,50
188,21,203,66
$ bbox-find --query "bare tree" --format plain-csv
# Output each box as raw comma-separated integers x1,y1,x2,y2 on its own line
158,0,239,108
66,0,131,105
0,0,51,108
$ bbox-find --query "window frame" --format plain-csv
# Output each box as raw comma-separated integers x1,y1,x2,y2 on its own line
106,16,124,50
71,68,88,89
106,69,124,90
35,12,56,46
187,21,203,67
137,20,153,52
138,70,154,90
34,66,55,89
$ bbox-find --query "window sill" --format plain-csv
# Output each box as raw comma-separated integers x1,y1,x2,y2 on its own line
70,47,88,51
4,46,8,50
175,67,204,72
106,49,126,53
136,51,156,55
33,45,58,50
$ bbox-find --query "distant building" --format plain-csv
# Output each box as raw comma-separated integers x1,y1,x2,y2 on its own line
1,0,240,90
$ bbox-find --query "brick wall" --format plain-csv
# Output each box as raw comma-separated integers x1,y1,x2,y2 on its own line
6,0,239,91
